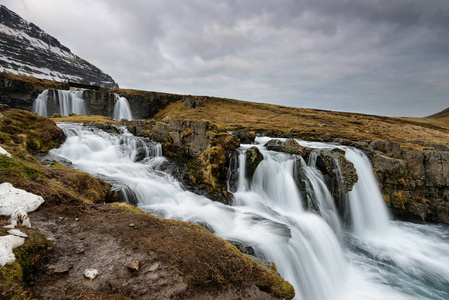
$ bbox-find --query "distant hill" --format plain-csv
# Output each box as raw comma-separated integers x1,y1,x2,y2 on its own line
427,107,449,119
0,5,118,88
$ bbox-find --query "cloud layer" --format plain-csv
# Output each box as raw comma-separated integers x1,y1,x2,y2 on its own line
3,0,449,116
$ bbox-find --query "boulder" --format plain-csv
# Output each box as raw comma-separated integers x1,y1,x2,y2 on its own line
265,138,309,157
246,147,264,181
234,129,256,144
315,149,358,193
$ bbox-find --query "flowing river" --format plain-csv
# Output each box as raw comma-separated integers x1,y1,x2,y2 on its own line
50,123,449,300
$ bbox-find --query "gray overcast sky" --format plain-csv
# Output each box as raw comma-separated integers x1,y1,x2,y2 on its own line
2,0,449,117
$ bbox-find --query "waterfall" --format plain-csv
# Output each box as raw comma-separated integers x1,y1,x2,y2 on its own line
233,148,347,299
33,89,87,117
33,90,134,120
51,123,347,300
302,152,343,236
32,89,49,116
50,126,449,300
112,94,133,121
344,148,390,237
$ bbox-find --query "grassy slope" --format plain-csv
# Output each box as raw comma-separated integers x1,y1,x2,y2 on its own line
4,72,449,153
0,106,294,299
154,97,449,152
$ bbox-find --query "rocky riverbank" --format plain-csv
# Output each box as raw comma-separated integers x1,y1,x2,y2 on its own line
0,107,294,299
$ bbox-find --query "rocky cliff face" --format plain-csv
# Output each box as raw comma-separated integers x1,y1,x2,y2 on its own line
125,118,240,204
0,5,118,88
370,140,449,223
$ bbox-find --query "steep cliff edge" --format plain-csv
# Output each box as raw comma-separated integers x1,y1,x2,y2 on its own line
0,5,118,88
370,140,449,223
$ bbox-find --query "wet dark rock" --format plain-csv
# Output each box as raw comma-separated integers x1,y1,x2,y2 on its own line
228,240,256,256
246,147,264,181
265,138,310,157
235,128,256,144
315,149,358,193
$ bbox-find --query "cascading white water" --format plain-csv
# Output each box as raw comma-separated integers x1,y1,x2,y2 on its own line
302,152,343,236
50,126,449,300
57,90,86,116
33,89,87,117
233,148,347,300
32,89,48,116
344,148,390,237
51,123,347,300
112,94,133,121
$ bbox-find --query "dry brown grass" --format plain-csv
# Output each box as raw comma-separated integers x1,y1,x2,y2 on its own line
155,97,449,152
51,114,120,125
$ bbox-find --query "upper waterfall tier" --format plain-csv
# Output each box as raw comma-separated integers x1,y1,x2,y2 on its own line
33,89,133,121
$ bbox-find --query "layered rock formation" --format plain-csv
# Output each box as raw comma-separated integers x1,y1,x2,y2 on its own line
370,140,449,223
0,5,117,88
125,118,240,203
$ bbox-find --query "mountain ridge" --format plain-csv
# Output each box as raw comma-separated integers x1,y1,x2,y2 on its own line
0,5,118,88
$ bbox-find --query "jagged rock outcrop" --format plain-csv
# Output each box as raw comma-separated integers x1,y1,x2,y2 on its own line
315,148,358,195
125,119,240,203
370,140,449,223
234,128,256,144
0,5,118,88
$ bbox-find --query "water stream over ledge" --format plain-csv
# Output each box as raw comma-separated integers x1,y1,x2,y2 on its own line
50,123,449,300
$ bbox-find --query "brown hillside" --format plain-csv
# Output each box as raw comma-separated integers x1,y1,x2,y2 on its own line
154,97,449,152
427,107,449,119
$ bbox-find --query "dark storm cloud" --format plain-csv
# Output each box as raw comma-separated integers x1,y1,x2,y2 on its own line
2,0,449,116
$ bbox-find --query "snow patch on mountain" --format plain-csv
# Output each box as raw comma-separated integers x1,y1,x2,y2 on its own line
0,5,118,88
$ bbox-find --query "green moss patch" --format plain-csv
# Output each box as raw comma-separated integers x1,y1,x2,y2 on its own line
0,228,51,299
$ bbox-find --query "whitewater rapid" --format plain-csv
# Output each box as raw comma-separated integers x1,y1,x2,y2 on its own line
50,123,449,300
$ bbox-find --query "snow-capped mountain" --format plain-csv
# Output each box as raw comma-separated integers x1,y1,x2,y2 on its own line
0,5,118,88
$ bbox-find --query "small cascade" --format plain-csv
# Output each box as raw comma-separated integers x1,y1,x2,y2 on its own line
32,89,49,116
344,148,390,237
33,89,87,117
232,147,347,300
112,94,133,121
302,152,343,236
49,127,449,300
52,123,348,300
